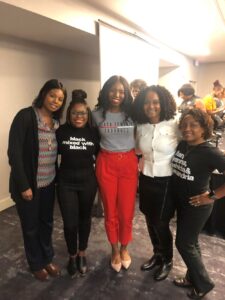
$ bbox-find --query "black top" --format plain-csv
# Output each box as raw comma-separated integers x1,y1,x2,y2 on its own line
56,123,100,185
8,107,39,201
171,141,225,201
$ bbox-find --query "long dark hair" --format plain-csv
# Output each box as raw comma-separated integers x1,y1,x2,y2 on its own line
66,89,94,127
132,85,176,124
33,79,67,119
95,75,133,119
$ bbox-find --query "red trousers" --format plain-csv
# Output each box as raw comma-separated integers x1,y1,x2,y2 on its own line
96,149,138,245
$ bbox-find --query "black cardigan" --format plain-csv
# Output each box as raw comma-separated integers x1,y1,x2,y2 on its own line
8,107,39,201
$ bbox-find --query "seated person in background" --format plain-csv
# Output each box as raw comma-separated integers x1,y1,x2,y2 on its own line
203,80,225,128
222,88,225,102
178,83,205,113
130,79,147,100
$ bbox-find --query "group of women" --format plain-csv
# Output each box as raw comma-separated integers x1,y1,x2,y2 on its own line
8,76,225,299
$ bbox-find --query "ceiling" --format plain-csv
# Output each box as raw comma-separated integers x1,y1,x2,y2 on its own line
83,0,225,63
0,0,225,63
0,1,99,57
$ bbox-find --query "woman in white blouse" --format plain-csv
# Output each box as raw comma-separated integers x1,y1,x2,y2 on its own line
133,85,179,281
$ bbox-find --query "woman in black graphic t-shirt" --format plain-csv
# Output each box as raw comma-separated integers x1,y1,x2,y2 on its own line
172,108,225,299
56,90,99,277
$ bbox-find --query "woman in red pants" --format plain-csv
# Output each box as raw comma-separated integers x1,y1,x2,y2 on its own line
92,75,138,272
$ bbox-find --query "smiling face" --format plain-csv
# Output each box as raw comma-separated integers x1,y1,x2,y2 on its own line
43,88,65,113
213,86,224,99
108,81,125,112
70,103,88,128
180,114,205,145
143,91,161,123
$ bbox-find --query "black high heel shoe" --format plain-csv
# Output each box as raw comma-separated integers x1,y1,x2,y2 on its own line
67,256,78,278
77,255,88,275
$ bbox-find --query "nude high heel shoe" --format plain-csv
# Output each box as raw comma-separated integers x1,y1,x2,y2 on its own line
121,249,131,270
111,260,122,272
111,254,122,272
121,258,131,270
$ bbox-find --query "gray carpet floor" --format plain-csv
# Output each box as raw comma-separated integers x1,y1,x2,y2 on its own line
0,201,224,300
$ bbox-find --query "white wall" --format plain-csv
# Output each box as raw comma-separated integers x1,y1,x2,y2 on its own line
158,47,199,103
159,59,225,101
197,62,225,98
99,23,159,85
0,34,100,210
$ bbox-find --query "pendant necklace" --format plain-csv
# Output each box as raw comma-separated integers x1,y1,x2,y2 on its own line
47,137,52,151
37,109,53,151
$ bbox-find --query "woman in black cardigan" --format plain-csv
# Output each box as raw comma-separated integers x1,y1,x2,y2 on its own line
8,79,67,281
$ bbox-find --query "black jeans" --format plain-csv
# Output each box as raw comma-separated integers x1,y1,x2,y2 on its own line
16,181,55,271
175,202,214,293
139,174,174,262
145,215,173,262
57,174,97,255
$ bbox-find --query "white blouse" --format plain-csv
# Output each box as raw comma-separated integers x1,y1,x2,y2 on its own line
136,119,179,177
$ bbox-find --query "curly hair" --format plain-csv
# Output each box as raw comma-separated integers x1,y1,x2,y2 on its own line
95,75,133,119
179,108,214,140
66,89,94,127
132,85,177,124
33,79,67,120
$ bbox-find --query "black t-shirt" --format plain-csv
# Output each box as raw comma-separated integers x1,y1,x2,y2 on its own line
171,141,225,200
56,123,100,184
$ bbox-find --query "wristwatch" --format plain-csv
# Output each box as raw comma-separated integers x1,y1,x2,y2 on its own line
209,190,218,201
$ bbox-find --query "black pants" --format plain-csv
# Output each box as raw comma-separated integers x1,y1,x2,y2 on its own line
57,174,97,255
139,174,174,262
16,181,55,272
145,215,173,262
175,202,214,293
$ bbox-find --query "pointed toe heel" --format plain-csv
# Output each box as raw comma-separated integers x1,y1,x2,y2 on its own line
111,261,122,272
120,249,131,270
121,259,131,270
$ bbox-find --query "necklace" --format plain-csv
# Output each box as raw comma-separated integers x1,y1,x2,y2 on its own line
36,109,54,151
47,137,52,151
37,108,53,129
